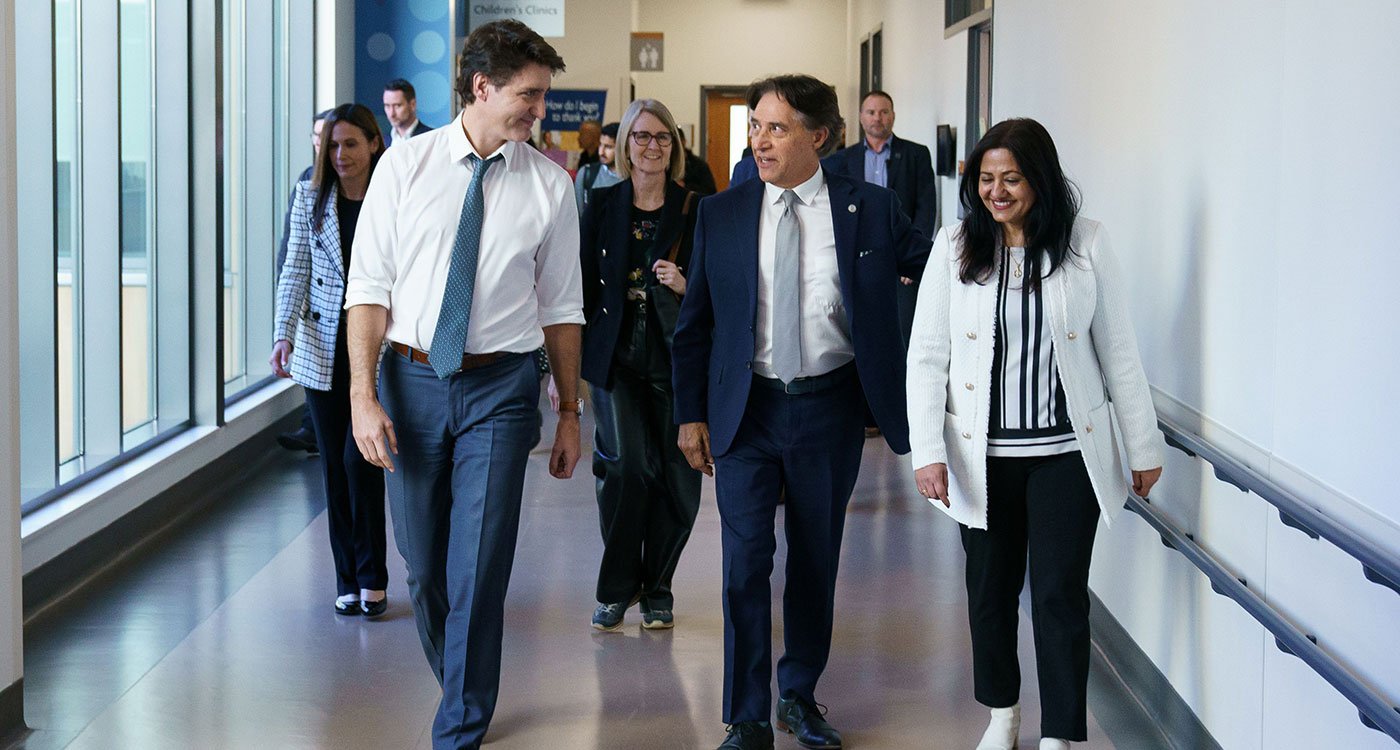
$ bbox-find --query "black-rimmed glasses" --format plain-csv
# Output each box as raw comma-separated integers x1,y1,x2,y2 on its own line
629,131,673,147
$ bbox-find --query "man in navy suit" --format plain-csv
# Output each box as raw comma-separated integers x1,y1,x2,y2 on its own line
382,78,433,147
822,90,936,349
672,75,930,750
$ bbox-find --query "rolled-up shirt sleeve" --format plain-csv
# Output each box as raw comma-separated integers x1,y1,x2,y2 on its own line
534,175,585,327
345,150,402,310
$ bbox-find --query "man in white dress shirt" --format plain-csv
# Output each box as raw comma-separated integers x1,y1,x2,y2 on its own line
345,19,583,750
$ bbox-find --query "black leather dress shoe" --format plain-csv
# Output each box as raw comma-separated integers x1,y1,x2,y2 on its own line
361,598,387,618
776,697,842,749
276,426,319,454
717,721,774,750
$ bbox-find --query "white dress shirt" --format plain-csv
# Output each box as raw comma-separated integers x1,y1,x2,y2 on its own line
345,112,584,355
753,168,853,379
390,119,421,145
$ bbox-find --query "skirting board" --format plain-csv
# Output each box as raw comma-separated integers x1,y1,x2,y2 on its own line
1090,592,1223,750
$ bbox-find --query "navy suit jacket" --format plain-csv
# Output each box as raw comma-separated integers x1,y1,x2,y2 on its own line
384,120,432,148
672,168,931,456
823,135,937,238
580,180,698,388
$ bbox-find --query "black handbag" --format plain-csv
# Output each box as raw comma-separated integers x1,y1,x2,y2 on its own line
647,190,697,349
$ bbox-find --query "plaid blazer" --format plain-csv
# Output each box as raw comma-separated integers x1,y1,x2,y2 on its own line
273,180,347,391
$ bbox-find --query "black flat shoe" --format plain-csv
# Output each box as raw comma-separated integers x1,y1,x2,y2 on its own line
776,697,842,749
334,599,361,616
277,427,319,454
717,721,773,750
361,598,387,618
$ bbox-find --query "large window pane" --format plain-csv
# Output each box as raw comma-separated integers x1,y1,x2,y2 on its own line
56,0,83,464
223,0,247,389
121,0,156,441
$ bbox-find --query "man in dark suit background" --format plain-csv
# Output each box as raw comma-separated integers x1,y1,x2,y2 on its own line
822,90,936,349
672,75,930,750
382,78,432,147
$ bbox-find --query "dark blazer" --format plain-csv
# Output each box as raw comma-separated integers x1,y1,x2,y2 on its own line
580,179,699,388
383,120,432,148
671,168,931,456
823,135,937,238
729,151,758,188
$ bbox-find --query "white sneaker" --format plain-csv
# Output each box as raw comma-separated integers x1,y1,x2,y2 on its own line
976,704,1020,750
1039,739,1070,750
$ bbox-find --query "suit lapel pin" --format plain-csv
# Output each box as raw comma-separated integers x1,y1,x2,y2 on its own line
847,204,857,213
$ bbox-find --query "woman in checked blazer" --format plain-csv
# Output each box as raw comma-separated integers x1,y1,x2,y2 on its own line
271,103,390,618
906,118,1166,750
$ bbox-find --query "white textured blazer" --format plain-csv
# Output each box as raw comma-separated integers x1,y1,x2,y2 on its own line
273,179,348,392
906,217,1165,529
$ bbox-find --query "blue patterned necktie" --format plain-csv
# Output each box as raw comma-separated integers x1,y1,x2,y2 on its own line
771,189,802,383
429,152,502,378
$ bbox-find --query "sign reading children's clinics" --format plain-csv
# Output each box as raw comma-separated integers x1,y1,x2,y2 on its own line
630,32,664,72
469,1,565,37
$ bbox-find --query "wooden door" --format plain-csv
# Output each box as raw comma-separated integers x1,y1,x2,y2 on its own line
703,90,748,191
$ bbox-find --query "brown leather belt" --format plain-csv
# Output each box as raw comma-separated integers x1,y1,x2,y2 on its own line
389,341,509,371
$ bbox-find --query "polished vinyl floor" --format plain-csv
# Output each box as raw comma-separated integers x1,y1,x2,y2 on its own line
14,394,1170,749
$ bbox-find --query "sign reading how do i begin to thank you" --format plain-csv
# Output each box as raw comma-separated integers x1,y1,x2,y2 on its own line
469,1,565,38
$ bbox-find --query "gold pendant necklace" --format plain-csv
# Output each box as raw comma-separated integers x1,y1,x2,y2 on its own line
1010,251,1023,279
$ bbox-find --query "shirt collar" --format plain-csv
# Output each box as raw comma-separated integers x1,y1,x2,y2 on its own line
864,134,897,154
447,111,517,169
764,165,824,208
393,118,420,138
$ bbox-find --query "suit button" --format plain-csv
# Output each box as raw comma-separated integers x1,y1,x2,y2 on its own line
746,361,752,370
962,431,972,439
316,278,323,285
966,331,976,340
311,312,321,321
1067,332,1077,340
1086,424,1094,433
601,307,608,315
601,248,607,257
965,383,974,390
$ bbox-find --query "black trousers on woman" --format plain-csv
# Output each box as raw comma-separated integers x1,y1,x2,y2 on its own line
960,451,1100,742
595,301,702,610
303,325,389,598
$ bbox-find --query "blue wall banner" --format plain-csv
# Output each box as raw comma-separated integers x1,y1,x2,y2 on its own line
355,0,456,138
542,89,606,131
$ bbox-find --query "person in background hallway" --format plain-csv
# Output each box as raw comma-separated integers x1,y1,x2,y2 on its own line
277,108,334,455
677,129,718,195
573,121,622,213
672,74,930,750
823,90,937,350
345,20,582,750
730,145,758,187
580,98,702,633
382,78,432,147
270,103,390,618
905,118,1165,750
577,118,602,167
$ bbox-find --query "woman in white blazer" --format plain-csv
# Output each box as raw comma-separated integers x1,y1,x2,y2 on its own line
270,103,390,618
906,118,1165,750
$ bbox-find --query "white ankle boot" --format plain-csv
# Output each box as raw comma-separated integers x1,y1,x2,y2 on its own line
975,704,1020,750
1039,739,1070,750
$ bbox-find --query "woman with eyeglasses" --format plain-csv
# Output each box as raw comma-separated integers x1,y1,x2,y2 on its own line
270,103,390,619
906,118,1165,750
579,98,703,632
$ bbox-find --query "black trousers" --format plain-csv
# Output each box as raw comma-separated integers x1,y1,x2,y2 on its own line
960,451,1100,741
303,328,389,597
595,301,702,610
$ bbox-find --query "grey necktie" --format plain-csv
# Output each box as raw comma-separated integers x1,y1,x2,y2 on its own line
771,190,802,383
428,152,502,379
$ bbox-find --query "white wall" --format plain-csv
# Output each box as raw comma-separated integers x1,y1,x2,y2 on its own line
984,0,1400,747
0,0,23,709
546,0,634,123
634,0,851,141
